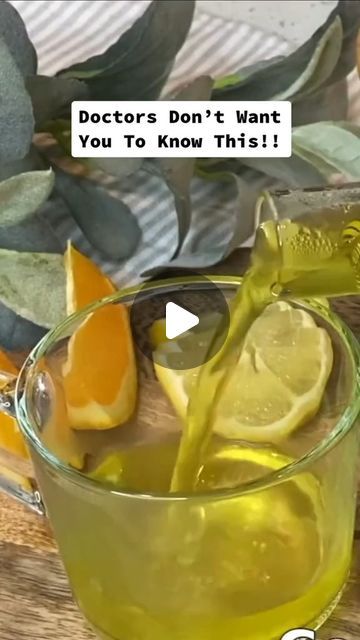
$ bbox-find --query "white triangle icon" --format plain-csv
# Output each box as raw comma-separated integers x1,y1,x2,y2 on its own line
165,302,199,340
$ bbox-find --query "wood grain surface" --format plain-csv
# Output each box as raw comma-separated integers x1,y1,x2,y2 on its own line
0,249,359,640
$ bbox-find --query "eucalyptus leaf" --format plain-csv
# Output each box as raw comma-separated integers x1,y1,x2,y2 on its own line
292,122,360,178
291,144,338,180
292,80,348,126
0,2,37,75
45,121,142,178
324,0,360,86
54,171,141,260
195,169,258,253
174,75,214,103
292,122,360,179
213,73,246,91
157,155,194,259
212,0,360,101
0,161,61,253
144,171,257,277
237,155,325,188
333,122,360,136
0,146,48,182
221,174,259,256
58,0,195,100
212,36,331,101
274,17,342,100
0,214,63,253
0,302,46,351
0,38,34,163
0,170,54,226
88,157,144,178
46,119,72,156
157,76,214,258
197,152,325,188
26,76,88,128
213,58,283,90
196,159,245,175
0,249,65,329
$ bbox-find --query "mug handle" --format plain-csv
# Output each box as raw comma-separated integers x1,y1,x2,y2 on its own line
0,373,45,515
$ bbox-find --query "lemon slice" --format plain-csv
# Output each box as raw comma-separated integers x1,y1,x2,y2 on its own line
153,302,333,442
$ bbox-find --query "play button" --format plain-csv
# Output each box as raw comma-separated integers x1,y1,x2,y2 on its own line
165,302,199,339
129,272,230,370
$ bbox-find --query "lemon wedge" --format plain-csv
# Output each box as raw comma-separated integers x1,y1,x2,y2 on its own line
153,301,333,442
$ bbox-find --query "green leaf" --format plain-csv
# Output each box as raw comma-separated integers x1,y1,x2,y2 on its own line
0,38,34,163
0,213,63,254
0,249,65,329
45,119,142,178
26,76,88,128
292,122,360,178
197,152,325,188
213,73,245,91
333,121,360,136
212,0,360,101
157,76,214,258
195,167,258,252
0,170,55,227
0,2,37,75
144,172,258,276
236,155,325,188
292,80,348,126
291,144,338,180
216,173,259,257
213,58,284,91
0,146,48,182
325,0,360,85
0,158,62,253
174,75,214,102
196,159,243,175
274,17,343,100
88,157,144,179
54,171,141,260
0,302,46,351
216,19,342,102
157,155,194,259
57,0,195,100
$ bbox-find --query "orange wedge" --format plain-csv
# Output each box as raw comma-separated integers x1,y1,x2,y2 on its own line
65,240,114,313
0,350,29,460
63,243,137,429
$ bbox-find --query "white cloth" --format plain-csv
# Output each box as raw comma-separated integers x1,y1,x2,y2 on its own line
9,1,360,284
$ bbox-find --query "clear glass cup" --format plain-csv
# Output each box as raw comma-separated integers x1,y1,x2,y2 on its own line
0,276,359,640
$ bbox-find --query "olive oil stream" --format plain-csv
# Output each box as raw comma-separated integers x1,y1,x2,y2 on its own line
170,215,360,493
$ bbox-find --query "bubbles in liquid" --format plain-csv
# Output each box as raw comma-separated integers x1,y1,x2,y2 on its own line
288,226,336,259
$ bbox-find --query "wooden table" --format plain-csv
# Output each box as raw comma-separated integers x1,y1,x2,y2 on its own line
0,250,359,640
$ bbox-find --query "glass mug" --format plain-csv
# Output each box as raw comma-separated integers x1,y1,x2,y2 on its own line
0,276,359,640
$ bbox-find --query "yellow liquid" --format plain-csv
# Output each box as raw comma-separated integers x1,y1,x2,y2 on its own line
35,440,354,640
38,210,359,640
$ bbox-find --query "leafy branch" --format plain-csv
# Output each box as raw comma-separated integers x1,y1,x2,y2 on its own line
1,0,360,349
